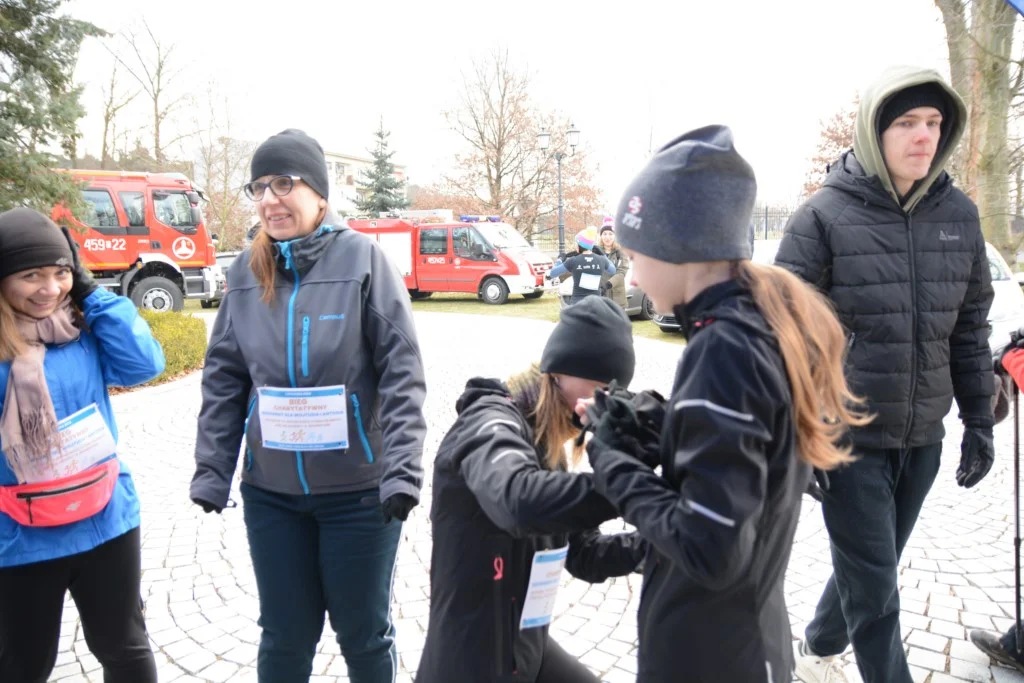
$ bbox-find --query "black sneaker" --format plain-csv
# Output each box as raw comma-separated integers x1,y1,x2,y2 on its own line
970,630,1024,673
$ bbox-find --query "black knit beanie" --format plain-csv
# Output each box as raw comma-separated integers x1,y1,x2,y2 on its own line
877,83,949,135
540,297,635,385
0,208,74,281
600,224,614,236
614,125,756,264
250,129,330,200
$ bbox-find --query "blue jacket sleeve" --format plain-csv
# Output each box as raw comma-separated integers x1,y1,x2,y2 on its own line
602,256,616,274
192,298,252,509
548,261,568,278
81,289,165,387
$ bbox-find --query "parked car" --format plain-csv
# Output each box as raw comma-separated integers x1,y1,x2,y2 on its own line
558,262,654,319
201,250,241,308
652,239,780,333
988,243,1024,351
652,240,1024,354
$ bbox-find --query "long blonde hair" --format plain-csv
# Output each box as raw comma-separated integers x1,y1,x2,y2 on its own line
734,260,872,470
507,364,583,471
0,296,26,362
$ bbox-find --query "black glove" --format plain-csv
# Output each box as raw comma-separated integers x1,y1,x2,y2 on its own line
957,425,995,488
585,388,664,470
61,227,98,305
382,493,417,524
192,497,222,514
806,468,830,502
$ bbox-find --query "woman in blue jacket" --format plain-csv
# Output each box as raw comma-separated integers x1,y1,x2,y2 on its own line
191,129,427,683
0,208,166,683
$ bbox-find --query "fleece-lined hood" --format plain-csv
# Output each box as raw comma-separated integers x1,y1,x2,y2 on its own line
853,65,966,213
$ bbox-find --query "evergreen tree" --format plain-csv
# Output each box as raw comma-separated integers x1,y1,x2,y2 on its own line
0,0,104,213
355,119,409,215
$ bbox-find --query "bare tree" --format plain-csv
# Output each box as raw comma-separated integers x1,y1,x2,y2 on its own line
935,0,1019,251
107,19,191,166
802,97,858,198
99,62,137,169
194,90,254,250
445,50,602,237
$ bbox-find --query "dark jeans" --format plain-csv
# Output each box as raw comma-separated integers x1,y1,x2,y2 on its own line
0,527,156,683
242,482,403,683
537,637,600,682
806,443,942,683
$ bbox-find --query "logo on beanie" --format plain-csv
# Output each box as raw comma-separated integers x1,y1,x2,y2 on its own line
55,257,71,267
621,196,644,230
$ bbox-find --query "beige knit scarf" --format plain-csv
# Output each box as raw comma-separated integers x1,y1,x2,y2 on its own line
0,300,80,482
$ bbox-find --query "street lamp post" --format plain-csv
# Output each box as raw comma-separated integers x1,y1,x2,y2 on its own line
537,124,580,258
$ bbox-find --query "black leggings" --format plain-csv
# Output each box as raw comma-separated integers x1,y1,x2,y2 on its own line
538,637,600,683
0,527,157,683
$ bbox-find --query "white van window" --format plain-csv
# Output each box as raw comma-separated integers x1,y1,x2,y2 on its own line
419,228,448,255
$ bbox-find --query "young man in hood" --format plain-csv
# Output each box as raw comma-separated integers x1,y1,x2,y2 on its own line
776,66,996,683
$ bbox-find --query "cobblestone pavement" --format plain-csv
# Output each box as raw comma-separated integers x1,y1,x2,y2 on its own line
44,311,1024,682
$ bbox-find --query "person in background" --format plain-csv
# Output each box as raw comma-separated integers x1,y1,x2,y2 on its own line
191,129,427,683
580,125,870,682
0,208,165,683
417,296,646,683
597,218,629,308
548,229,615,305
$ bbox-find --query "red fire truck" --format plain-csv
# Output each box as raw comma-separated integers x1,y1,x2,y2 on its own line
348,216,553,304
51,170,223,312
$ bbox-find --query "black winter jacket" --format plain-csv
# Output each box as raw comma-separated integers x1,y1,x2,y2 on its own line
775,151,994,449
416,379,644,683
588,281,810,683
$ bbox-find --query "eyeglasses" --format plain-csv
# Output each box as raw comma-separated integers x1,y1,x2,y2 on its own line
243,175,302,201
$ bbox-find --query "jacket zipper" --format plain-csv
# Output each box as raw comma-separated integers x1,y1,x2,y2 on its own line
15,469,109,499
18,469,110,525
244,396,257,471
301,316,310,378
350,393,375,463
902,215,918,448
285,249,311,495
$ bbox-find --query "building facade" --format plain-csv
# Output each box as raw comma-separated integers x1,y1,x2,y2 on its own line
324,151,407,215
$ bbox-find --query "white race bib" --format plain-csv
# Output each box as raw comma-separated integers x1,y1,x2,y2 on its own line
519,545,568,630
257,385,349,451
578,272,602,291
21,404,116,484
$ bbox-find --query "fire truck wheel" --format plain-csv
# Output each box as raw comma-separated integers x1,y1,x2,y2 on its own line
480,277,509,305
410,291,433,300
131,276,185,313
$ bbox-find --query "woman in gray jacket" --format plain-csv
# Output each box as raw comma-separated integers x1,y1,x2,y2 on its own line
191,129,427,683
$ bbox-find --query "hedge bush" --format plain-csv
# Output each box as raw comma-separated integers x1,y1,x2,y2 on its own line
137,310,208,386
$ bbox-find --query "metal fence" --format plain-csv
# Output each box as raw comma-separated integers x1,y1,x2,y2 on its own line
530,208,798,253
753,208,796,241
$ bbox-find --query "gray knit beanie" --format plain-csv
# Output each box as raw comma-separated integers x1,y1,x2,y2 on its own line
614,125,756,264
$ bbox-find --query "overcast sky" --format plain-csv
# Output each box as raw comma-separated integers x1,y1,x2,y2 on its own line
64,0,952,211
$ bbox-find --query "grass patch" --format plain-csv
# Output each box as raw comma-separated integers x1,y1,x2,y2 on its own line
410,293,684,345
187,291,684,345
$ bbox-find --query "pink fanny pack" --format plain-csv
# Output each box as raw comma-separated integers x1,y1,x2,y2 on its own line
0,459,119,527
